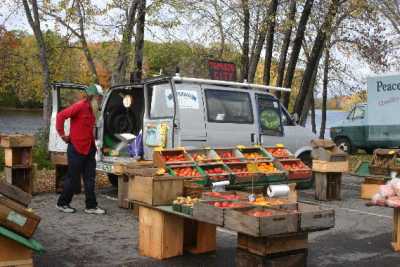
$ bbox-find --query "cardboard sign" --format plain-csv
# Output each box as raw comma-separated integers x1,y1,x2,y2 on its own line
208,59,237,81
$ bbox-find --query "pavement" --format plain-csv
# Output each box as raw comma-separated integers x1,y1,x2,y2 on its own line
30,175,400,267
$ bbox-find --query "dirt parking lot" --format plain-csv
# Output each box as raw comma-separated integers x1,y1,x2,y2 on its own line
30,175,400,267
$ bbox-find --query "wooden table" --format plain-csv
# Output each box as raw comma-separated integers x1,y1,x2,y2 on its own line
393,208,400,251
137,203,216,260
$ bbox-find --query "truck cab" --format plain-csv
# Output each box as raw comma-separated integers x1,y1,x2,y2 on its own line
48,76,316,184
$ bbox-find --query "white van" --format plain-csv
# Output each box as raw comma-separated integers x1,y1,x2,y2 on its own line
48,76,316,185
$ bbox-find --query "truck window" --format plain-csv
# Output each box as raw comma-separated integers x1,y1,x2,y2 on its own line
147,82,174,119
352,106,365,120
205,89,253,124
256,95,283,136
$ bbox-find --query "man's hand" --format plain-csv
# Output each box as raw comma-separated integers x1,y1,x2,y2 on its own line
61,135,70,143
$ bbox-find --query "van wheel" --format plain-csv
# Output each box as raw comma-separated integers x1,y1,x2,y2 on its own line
335,137,353,154
107,174,118,187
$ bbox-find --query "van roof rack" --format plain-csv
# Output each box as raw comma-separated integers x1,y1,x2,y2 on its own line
173,76,291,92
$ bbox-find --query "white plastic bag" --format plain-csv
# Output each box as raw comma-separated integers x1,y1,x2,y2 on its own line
379,184,395,197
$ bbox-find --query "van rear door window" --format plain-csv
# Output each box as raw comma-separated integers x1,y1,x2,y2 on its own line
205,89,253,124
147,82,174,119
256,95,283,136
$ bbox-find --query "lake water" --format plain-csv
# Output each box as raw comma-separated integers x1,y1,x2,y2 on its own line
0,108,348,135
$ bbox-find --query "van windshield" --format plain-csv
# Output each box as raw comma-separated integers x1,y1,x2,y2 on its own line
256,94,283,136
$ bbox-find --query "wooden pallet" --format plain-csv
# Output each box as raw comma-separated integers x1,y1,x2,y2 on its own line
50,152,68,166
0,235,33,267
236,248,307,267
314,172,341,201
0,135,35,148
237,232,308,256
4,148,32,168
4,167,33,195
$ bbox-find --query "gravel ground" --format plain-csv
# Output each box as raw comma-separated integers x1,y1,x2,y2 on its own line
28,174,400,267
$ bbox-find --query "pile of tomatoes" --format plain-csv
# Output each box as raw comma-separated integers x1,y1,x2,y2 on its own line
281,160,307,171
205,192,241,200
229,165,249,177
218,151,241,163
164,153,186,162
211,201,247,208
173,167,201,177
267,148,290,158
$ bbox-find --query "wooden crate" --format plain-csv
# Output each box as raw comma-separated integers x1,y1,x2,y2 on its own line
192,201,251,226
131,175,184,206
236,248,307,267
298,203,335,231
0,235,33,267
183,219,216,254
50,152,68,166
237,232,308,256
224,207,298,237
0,135,35,148
312,160,349,173
138,205,184,260
315,172,342,201
0,182,31,207
4,148,32,168
0,197,41,238
360,176,385,200
4,168,33,195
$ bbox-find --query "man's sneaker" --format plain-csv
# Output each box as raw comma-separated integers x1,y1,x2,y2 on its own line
56,205,76,213
84,207,106,215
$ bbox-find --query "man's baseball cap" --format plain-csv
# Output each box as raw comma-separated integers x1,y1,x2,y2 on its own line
85,84,103,96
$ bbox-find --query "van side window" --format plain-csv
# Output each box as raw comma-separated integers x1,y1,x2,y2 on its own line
147,83,174,119
256,95,283,136
352,106,365,120
205,89,253,124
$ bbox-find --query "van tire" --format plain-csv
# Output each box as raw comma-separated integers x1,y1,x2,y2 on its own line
107,174,118,187
335,137,353,154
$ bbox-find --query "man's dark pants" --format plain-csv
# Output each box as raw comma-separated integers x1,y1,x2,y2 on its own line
57,144,97,209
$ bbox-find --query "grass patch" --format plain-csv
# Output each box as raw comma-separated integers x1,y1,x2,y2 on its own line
33,128,53,170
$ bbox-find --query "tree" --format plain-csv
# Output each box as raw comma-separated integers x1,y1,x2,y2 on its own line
240,0,250,82
262,0,278,85
293,0,342,124
282,0,314,108
275,0,296,98
132,0,146,83
112,0,139,85
22,0,51,128
320,47,330,139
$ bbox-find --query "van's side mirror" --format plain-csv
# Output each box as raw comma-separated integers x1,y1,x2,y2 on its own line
292,113,299,123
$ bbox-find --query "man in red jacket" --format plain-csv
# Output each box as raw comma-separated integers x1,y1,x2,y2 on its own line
56,84,105,214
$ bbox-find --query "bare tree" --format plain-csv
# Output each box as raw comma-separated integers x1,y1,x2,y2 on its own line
112,0,139,85
262,0,278,85
240,0,250,81
132,0,146,83
320,47,330,139
282,0,314,108
22,0,51,128
275,0,296,98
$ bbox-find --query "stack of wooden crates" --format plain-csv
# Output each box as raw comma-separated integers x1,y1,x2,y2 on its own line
311,139,349,201
1,134,35,194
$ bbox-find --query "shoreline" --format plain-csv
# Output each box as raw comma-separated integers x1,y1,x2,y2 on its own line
0,107,42,112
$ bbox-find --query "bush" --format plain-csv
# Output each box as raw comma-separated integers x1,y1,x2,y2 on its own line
33,128,53,170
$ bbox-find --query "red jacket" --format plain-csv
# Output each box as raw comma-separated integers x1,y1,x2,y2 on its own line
56,99,96,155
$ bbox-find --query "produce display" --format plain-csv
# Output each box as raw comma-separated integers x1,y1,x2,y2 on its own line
281,160,308,171
257,162,277,173
190,152,212,162
251,196,285,206
266,147,291,158
210,201,248,208
216,151,241,163
203,166,229,181
229,165,250,176
204,192,241,200
243,152,266,160
163,153,186,163
246,210,274,217
172,196,200,214
171,166,202,177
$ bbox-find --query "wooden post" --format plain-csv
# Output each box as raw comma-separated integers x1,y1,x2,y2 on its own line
314,172,341,201
392,208,400,252
184,219,216,254
138,205,184,260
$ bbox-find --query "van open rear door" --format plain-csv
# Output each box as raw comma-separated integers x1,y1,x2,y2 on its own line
48,82,88,153
142,77,180,160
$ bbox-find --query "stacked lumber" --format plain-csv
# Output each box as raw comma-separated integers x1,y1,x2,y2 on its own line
0,182,43,267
